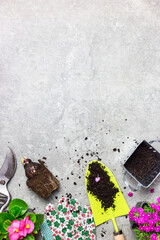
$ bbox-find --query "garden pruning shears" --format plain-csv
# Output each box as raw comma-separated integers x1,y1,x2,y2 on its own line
0,147,17,212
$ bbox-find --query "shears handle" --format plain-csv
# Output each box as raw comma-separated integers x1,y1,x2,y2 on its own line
114,230,125,240
0,179,10,212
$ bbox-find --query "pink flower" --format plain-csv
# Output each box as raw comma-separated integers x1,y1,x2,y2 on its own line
146,212,152,218
150,188,154,193
153,212,159,222
139,225,144,231
157,197,160,204
154,226,160,232
151,233,158,240
150,203,156,209
131,207,136,212
95,177,100,182
149,219,155,226
7,220,21,240
143,225,151,232
137,208,144,214
155,204,160,212
19,216,34,237
128,192,133,197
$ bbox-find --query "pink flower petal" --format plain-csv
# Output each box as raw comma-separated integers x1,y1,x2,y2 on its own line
157,197,160,203
19,219,25,231
26,220,34,234
25,216,30,223
11,220,20,229
9,232,20,240
22,228,27,237
128,192,133,197
95,177,101,182
19,237,24,239
7,226,15,235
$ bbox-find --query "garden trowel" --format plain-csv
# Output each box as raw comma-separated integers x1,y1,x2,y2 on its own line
85,161,130,240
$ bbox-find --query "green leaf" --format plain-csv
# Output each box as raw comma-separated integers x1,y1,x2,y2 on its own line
33,214,44,231
3,220,11,231
32,229,38,234
5,235,9,240
9,199,28,216
0,234,8,240
0,213,15,234
10,206,21,218
25,213,36,223
23,234,35,240
18,212,33,220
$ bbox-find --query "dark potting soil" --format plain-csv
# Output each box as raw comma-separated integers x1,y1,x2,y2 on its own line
26,160,59,199
124,141,160,183
86,161,119,211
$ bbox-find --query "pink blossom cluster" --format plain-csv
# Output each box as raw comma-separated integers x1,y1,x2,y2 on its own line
7,216,34,240
129,197,160,240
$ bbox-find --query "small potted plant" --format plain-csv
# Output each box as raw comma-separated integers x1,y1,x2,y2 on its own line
129,197,160,240
0,198,44,240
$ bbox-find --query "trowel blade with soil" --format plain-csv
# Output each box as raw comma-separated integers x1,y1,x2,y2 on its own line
85,160,130,227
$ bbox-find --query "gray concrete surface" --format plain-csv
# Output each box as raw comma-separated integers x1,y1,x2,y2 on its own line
0,0,160,239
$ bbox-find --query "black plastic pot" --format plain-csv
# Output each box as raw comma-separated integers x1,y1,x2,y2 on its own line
130,201,148,230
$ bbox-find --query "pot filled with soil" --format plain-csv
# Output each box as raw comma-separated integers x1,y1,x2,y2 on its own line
123,140,160,191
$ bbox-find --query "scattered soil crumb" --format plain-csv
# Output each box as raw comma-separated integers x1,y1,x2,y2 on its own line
101,228,107,237
77,159,81,165
66,193,72,199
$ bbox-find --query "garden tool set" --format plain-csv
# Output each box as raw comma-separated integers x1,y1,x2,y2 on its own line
1,139,160,239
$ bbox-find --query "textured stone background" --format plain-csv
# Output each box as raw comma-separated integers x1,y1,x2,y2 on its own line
0,0,160,239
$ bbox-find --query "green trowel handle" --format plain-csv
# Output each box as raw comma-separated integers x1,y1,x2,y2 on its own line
114,230,125,240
